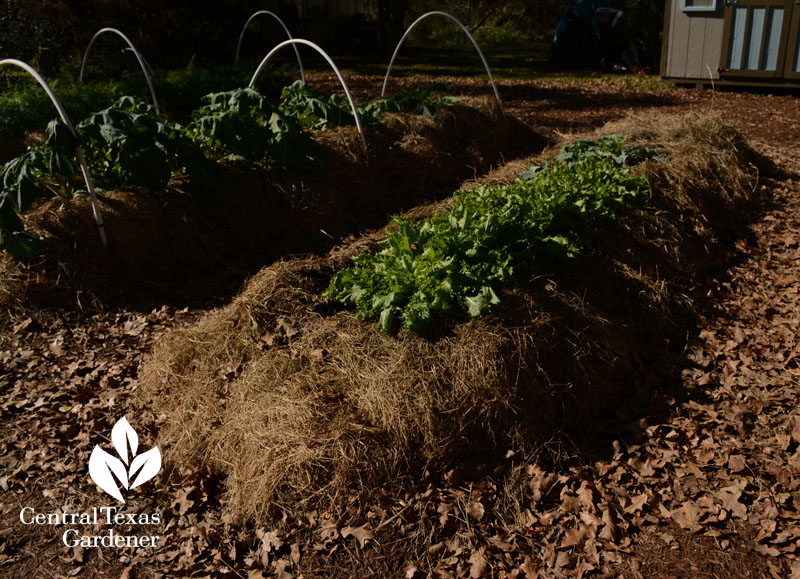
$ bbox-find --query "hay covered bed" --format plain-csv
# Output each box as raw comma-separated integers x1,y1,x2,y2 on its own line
137,112,763,520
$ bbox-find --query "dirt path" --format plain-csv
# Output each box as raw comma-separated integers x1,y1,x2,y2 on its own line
1,78,800,577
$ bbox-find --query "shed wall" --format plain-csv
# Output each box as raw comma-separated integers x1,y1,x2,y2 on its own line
664,0,726,80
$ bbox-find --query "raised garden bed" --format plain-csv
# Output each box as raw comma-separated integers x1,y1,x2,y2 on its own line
1,90,540,310
138,112,765,523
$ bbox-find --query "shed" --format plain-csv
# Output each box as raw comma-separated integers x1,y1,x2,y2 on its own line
661,0,800,86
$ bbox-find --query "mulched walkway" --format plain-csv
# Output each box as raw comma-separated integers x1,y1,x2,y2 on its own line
1,76,800,578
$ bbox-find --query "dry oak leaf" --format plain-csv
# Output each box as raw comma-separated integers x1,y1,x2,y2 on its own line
598,507,620,542
671,501,703,532
519,556,538,576
791,416,800,445
561,492,581,513
753,542,781,557
627,457,656,477
341,525,374,548
561,526,592,549
728,454,747,473
624,493,648,514
755,519,778,543
716,485,748,520
554,550,571,570
468,547,488,578
274,560,293,579
577,481,596,511
527,465,558,503
172,488,195,515
438,502,454,525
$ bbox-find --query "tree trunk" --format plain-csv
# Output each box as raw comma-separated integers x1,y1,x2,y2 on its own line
377,0,409,53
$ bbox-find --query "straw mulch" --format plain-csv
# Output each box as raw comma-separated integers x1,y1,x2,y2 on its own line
0,97,540,314
138,112,765,521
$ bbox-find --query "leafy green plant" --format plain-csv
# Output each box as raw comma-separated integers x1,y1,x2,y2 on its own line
551,134,666,167
77,96,209,191
0,118,81,256
0,63,291,140
0,78,465,257
156,64,288,117
0,77,146,139
473,25,529,49
0,95,222,256
0,190,37,256
367,82,460,119
276,80,460,130
279,80,356,130
326,135,652,334
187,87,316,171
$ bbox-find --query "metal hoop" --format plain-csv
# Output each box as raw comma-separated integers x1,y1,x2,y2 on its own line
79,27,160,115
0,59,107,247
235,10,306,83
250,39,367,152
381,11,505,118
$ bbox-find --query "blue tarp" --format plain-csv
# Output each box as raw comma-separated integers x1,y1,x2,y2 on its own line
552,0,639,71
553,0,613,47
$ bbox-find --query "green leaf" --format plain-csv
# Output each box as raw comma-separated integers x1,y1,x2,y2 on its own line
379,307,400,334
0,230,45,257
0,193,23,232
519,165,543,181
325,135,649,334
45,119,78,158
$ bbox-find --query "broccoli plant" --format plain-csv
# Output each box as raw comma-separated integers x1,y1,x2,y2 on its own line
188,88,316,171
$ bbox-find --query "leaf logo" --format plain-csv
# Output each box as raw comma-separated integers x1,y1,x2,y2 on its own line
88,417,161,503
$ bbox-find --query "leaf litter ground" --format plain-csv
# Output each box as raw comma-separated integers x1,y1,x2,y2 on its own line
2,76,800,577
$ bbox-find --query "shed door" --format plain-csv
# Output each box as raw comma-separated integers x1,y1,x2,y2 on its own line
782,2,800,78
720,0,792,78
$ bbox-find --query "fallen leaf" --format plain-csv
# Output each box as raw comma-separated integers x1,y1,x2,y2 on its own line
717,486,747,520
659,533,676,545
341,525,373,548
671,501,702,532
754,542,781,557
727,454,746,473
172,488,194,515
275,560,293,579
561,526,591,549
466,501,485,521
624,493,648,514
468,547,488,578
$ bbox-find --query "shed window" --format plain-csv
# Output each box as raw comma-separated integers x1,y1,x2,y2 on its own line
682,0,717,12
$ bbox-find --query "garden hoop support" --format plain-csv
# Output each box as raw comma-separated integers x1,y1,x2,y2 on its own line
123,47,155,80
250,39,367,152
235,10,306,82
381,11,505,119
79,27,160,115
0,59,107,248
